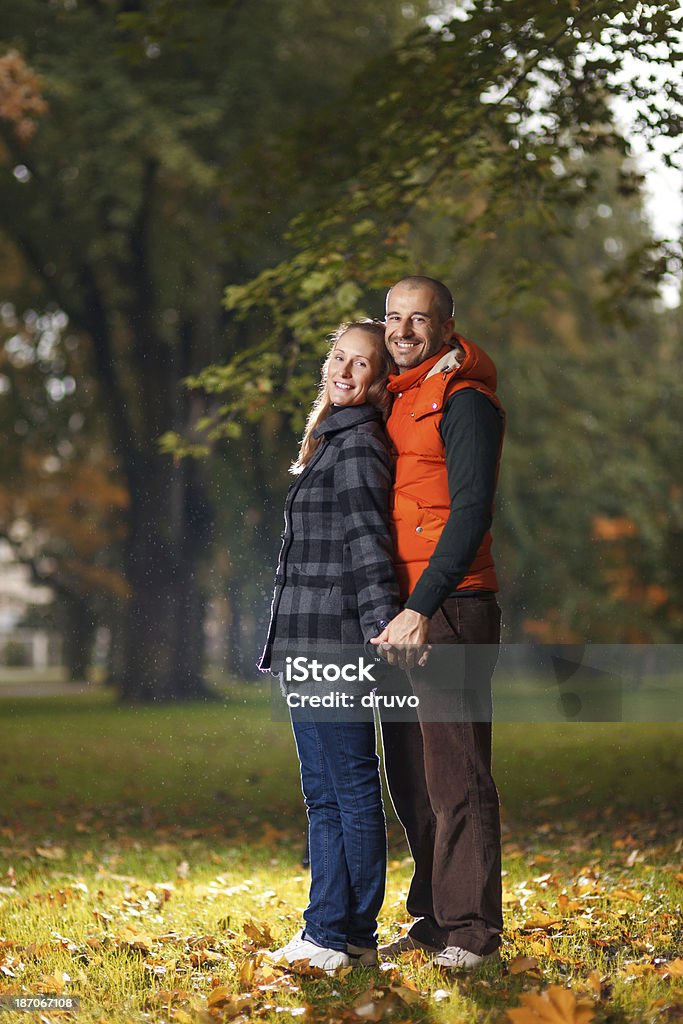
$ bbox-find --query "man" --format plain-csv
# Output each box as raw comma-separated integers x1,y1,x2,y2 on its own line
371,275,505,971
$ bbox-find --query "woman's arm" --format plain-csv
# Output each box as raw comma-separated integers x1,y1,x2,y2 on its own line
334,430,401,643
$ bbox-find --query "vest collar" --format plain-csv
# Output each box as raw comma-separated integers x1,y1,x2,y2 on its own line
387,344,453,393
387,335,498,393
313,402,383,439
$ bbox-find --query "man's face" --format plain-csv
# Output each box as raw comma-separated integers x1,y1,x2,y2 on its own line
384,283,453,371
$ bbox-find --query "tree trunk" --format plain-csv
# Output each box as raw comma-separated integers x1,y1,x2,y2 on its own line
118,456,216,702
62,592,97,682
225,580,247,679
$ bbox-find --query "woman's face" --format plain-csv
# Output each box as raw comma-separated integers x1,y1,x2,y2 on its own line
326,329,381,407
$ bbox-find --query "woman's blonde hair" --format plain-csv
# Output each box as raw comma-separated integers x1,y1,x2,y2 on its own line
291,320,395,475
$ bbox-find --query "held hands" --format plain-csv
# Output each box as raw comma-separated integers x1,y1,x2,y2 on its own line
370,609,431,669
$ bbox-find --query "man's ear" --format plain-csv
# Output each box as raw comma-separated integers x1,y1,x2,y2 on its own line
441,318,454,342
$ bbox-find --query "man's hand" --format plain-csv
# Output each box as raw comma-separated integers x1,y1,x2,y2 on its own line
370,609,431,669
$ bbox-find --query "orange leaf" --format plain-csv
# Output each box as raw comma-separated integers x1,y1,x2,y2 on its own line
389,984,421,1005
509,955,541,975
506,985,595,1024
557,896,584,913
658,958,683,979
523,913,563,931
586,971,602,997
207,987,253,1018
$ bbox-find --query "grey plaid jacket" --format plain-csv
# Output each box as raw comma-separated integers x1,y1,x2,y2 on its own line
259,403,400,672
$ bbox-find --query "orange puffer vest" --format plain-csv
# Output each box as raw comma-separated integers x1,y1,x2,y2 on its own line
386,337,505,602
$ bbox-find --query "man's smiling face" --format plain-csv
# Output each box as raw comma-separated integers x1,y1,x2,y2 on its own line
384,282,453,371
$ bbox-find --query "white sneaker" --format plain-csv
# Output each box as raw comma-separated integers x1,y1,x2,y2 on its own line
431,946,500,971
270,930,351,974
347,943,378,967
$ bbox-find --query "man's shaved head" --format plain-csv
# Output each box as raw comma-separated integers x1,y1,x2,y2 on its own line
386,276,454,322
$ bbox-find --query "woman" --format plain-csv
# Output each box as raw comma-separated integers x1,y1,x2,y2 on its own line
260,320,399,973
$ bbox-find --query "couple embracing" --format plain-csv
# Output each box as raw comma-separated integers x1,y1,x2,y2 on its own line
259,276,505,974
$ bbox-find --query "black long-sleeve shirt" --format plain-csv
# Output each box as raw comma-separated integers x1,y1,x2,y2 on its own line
404,388,504,619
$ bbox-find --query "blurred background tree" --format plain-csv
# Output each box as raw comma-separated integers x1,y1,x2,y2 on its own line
0,0,430,697
1,1,681,698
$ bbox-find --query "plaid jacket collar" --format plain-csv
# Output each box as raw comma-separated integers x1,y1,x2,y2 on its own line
313,403,383,439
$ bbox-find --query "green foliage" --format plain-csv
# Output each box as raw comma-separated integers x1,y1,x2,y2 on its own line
184,0,681,434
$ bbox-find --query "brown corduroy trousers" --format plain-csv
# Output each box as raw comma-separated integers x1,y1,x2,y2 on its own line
379,594,503,956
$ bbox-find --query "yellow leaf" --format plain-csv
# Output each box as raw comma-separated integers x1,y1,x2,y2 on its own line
621,962,655,977
527,936,556,958
189,949,224,965
503,892,522,906
171,1011,193,1024
238,958,255,988
243,918,274,947
523,913,563,931
568,918,592,931
207,985,230,1005
37,973,67,994
610,888,643,902
506,985,595,1024
116,925,155,953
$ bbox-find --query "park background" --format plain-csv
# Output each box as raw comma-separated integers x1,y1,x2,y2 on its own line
1,2,682,1022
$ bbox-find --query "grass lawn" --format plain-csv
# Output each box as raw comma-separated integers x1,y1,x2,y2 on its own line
0,685,681,1023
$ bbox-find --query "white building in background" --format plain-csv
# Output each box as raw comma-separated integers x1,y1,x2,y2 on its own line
0,539,61,668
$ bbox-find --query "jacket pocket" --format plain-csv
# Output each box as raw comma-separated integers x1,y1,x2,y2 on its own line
288,569,340,591
415,505,448,544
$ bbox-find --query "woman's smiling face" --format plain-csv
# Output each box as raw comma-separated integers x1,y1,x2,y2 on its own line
326,328,382,407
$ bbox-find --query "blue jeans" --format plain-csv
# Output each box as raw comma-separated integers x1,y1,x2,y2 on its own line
291,713,386,951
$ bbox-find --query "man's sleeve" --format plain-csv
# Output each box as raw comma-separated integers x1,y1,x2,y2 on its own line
405,388,503,618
